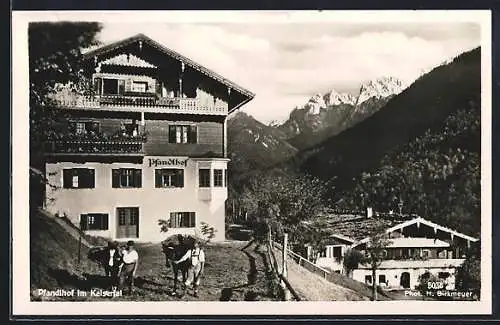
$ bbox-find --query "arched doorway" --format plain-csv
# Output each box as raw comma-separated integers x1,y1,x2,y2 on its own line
400,272,411,289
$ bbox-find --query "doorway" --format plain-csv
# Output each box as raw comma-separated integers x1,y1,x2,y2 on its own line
116,207,139,238
400,272,411,289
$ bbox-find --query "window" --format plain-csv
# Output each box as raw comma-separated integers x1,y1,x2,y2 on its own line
365,275,372,284
422,250,430,258
112,169,142,188
132,81,148,93
102,78,125,95
438,272,450,279
63,169,95,189
70,121,99,135
378,274,386,284
118,207,139,226
155,169,184,188
168,125,197,144
199,169,210,187
214,169,223,187
169,212,196,228
81,213,108,230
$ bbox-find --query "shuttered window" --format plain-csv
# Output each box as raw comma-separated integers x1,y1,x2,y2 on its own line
169,212,196,228
155,169,184,188
80,213,108,230
168,125,197,144
224,169,228,187
63,169,95,189
112,168,142,188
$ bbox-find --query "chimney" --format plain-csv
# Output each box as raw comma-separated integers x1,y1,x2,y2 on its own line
366,207,373,218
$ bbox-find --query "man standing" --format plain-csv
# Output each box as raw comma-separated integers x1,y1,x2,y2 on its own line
174,239,205,297
104,241,122,288
119,240,139,294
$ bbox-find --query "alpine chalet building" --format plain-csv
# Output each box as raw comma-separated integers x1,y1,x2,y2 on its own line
43,34,254,242
308,213,479,291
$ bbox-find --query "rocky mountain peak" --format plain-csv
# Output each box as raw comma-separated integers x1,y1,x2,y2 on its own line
356,76,408,105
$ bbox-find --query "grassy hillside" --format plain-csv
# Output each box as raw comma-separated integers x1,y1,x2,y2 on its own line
295,47,481,236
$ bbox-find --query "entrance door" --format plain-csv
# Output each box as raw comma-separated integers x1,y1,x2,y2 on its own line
400,272,411,289
116,207,139,238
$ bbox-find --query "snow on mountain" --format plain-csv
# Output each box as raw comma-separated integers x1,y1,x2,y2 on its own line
304,93,327,115
356,76,408,105
324,89,356,106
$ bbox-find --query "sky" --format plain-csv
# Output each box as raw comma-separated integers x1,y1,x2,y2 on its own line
97,18,481,124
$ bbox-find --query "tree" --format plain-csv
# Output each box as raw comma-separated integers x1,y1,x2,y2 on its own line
28,22,102,209
200,222,217,243
29,22,103,167
363,224,392,301
237,170,331,247
343,248,365,277
455,254,481,298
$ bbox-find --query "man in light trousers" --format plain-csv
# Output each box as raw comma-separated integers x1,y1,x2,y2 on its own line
175,239,205,297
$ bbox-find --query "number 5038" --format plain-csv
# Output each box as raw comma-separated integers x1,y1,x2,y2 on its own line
427,281,444,289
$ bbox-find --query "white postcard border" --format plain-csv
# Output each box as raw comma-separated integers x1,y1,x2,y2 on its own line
11,10,493,316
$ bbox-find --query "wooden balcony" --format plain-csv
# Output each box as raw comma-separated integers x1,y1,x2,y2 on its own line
54,93,228,116
45,135,147,156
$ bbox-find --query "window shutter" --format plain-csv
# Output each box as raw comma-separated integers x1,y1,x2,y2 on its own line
189,125,197,143
63,169,73,188
101,214,109,230
81,169,95,188
112,169,120,188
190,212,196,227
134,169,142,188
125,78,133,92
80,214,88,230
148,79,155,93
169,213,174,228
155,80,162,96
118,79,126,94
168,125,176,143
155,169,162,188
93,78,102,95
176,170,184,187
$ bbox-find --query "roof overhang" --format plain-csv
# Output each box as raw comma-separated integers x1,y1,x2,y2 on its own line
83,33,255,114
353,217,479,248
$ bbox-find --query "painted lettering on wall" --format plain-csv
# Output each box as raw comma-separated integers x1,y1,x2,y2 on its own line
148,158,188,168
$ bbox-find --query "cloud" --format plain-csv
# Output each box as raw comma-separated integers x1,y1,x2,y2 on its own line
99,22,480,124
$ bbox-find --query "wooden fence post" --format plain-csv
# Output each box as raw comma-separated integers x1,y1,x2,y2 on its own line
281,233,291,301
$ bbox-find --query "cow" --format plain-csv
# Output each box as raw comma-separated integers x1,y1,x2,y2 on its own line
161,234,196,296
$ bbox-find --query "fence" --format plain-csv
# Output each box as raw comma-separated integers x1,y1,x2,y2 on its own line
271,239,332,280
266,233,302,301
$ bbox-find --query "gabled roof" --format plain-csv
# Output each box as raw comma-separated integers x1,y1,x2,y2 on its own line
353,216,479,247
83,33,255,102
329,233,356,244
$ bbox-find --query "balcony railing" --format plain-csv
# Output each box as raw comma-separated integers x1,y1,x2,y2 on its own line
46,133,147,155
54,92,228,115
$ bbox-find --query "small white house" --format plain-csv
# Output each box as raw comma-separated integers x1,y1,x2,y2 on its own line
310,215,479,290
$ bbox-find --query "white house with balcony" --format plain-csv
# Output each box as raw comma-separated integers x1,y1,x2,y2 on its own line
309,215,479,290
43,33,254,242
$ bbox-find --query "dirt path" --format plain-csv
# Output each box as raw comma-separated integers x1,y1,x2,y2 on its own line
272,247,369,301
34,239,280,301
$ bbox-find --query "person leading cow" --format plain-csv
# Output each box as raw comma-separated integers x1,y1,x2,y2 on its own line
173,239,205,297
